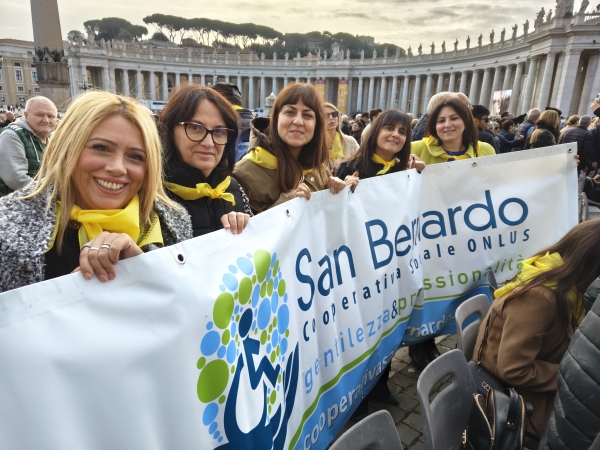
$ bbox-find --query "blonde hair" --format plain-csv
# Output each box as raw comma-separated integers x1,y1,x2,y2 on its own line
27,91,176,251
566,115,580,126
323,102,341,134
530,109,559,145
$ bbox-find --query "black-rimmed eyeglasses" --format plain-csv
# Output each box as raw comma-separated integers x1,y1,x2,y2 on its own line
178,122,234,145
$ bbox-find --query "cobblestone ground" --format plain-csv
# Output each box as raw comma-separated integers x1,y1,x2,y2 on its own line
328,334,457,449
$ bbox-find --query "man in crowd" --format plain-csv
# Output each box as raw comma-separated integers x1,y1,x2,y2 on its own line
211,82,253,162
362,108,382,139
517,108,541,138
341,115,351,135
0,96,57,196
472,105,499,152
559,115,594,170
0,111,15,129
359,112,370,129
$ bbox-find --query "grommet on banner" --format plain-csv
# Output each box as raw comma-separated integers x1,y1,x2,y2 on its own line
472,162,477,167
568,148,573,153
285,209,290,217
175,253,186,265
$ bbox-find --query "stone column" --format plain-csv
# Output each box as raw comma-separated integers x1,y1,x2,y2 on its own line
162,72,169,101
367,77,375,110
511,62,525,114
521,57,539,113
273,77,279,96
248,76,255,110
412,75,422,115
401,76,410,112
422,74,433,113
436,74,444,94
579,53,600,114
260,76,266,108
122,70,130,97
175,73,181,88
488,67,503,110
283,76,289,86
135,70,143,99
448,72,456,92
356,77,364,111
458,71,468,95
537,52,557,109
468,70,480,105
479,68,493,110
379,77,387,109
390,76,398,109
102,66,110,91
201,74,206,85
554,50,582,115
502,65,513,91
148,71,156,101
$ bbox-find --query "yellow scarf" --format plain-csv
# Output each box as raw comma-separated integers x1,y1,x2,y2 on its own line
232,105,243,111
372,153,396,175
46,195,163,251
494,252,585,325
438,150,470,161
244,146,312,175
330,133,344,160
165,177,235,205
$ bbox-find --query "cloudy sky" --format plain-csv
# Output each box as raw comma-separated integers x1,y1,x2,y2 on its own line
2,0,558,50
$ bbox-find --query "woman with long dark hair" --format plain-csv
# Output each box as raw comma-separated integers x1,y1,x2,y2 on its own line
409,99,495,371
336,109,424,179
474,220,600,448
233,83,356,214
159,84,251,237
411,98,495,163
336,109,424,419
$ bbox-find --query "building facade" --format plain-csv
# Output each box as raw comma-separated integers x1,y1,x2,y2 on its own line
0,39,41,109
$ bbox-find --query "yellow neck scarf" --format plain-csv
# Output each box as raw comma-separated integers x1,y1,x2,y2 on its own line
494,252,585,325
438,150,470,161
165,177,235,205
330,133,344,160
47,195,163,251
244,146,312,175
372,153,396,175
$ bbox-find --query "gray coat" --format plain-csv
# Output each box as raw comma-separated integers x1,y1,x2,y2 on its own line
0,184,193,293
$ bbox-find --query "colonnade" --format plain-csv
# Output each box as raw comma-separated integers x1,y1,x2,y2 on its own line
76,48,600,117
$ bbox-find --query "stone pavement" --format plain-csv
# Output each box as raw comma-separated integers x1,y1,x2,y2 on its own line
329,334,458,449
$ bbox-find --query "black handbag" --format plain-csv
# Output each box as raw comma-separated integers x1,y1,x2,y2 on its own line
463,314,535,450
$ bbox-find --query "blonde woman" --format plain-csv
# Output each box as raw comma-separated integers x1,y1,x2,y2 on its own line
525,109,560,149
323,102,359,171
0,91,192,292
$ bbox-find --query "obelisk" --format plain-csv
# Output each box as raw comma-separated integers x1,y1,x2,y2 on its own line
30,0,64,52
29,0,71,109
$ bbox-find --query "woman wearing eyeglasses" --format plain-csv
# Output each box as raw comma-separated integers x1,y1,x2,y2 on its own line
324,103,359,171
159,85,252,237
233,83,356,214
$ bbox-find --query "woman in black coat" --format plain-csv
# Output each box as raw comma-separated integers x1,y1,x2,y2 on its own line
525,110,560,149
159,85,252,237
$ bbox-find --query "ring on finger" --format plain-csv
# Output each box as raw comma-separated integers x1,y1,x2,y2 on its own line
89,247,100,251
80,243,92,252
100,243,112,249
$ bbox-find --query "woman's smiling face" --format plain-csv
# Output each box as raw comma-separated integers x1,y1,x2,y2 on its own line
73,114,147,210
277,100,316,154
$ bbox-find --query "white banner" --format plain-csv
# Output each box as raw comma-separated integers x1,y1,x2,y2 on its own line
0,145,577,450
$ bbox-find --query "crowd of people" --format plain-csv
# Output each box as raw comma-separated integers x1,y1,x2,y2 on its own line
0,82,599,449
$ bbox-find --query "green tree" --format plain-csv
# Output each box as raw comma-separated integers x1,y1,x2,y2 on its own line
67,30,85,44
83,17,148,41
151,32,169,42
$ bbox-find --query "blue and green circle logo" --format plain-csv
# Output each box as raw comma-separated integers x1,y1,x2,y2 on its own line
196,250,291,443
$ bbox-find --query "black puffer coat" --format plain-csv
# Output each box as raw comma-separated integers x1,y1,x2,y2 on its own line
525,120,558,149
541,298,600,449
